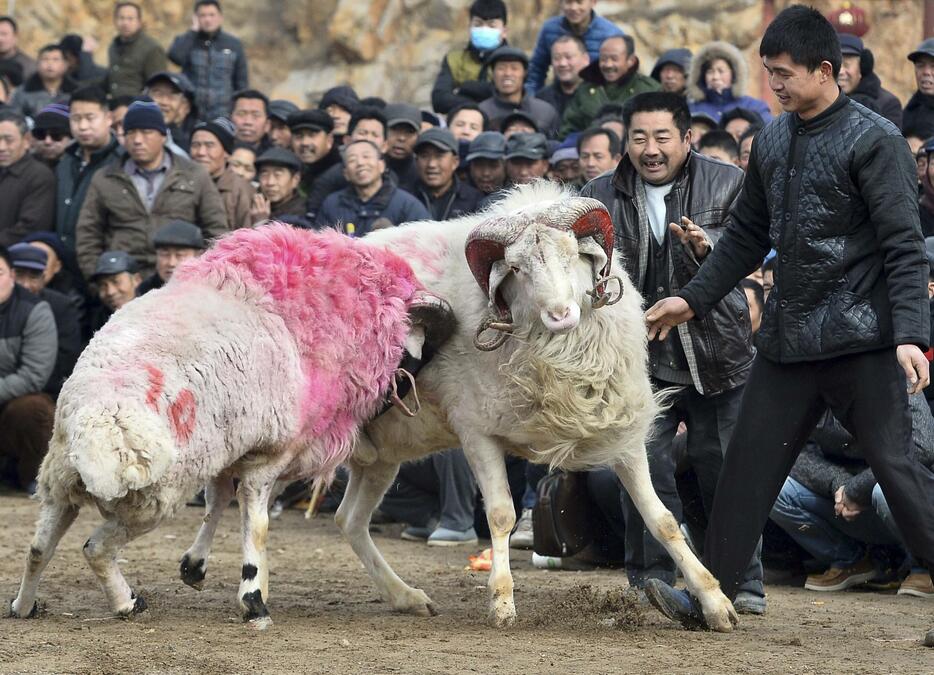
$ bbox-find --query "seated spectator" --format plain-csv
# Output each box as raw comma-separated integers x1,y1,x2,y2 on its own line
690,111,718,149
250,147,309,226
227,142,258,185
106,2,167,100
919,138,934,237
837,34,902,129
288,109,340,197
412,128,484,220
651,48,692,96
0,110,56,247
549,144,582,188
504,131,549,186
719,107,763,143
737,125,758,172
560,36,660,136
168,0,249,121
91,250,140,331
771,394,934,597
59,34,106,88
479,47,559,137
318,85,359,139
526,0,624,94
231,89,271,154
0,16,35,85
431,0,506,114
56,86,120,252
380,450,479,546
8,243,81,398
577,126,621,182
465,130,506,195
687,41,772,124
137,220,204,295
30,103,72,169
20,231,87,329
535,35,590,119
190,117,254,230
75,100,228,280
0,245,57,491
696,129,739,165
384,103,422,192
145,71,198,152
315,140,429,236
905,39,934,141
500,110,539,138
268,99,299,149
109,95,133,146
447,102,487,142
10,44,77,119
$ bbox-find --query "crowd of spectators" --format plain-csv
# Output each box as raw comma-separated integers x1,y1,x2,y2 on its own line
0,0,931,610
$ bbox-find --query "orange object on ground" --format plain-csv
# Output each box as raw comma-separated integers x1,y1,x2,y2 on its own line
468,548,493,571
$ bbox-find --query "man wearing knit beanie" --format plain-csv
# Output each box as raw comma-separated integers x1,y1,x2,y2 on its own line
30,102,72,168
190,116,254,229
74,98,229,280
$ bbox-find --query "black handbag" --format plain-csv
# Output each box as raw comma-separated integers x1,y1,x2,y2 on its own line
532,470,593,557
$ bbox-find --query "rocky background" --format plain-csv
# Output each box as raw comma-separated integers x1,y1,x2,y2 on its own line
9,0,927,111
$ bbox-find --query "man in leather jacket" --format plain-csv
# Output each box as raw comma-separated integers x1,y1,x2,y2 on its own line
582,91,765,613
643,7,934,634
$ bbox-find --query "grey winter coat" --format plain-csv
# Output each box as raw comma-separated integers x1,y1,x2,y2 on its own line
0,284,57,406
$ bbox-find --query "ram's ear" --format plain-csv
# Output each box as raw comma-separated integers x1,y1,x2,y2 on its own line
578,236,608,280
488,259,514,315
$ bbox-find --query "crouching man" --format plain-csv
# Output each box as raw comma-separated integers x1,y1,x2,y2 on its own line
137,220,204,295
581,91,766,613
0,246,57,492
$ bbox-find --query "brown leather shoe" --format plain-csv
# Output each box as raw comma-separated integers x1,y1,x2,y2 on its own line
897,571,934,599
804,556,876,592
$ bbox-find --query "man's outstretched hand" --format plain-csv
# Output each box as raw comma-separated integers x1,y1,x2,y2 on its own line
896,344,930,395
645,297,695,341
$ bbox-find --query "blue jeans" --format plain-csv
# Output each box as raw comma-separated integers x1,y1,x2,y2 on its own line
770,477,898,567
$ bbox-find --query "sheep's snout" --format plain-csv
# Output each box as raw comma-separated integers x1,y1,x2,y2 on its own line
540,302,581,333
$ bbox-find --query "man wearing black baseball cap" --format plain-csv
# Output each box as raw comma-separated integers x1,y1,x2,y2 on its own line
93,249,141,315
268,99,300,149
288,109,341,198
250,147,310,227
479,46,559,137
504,131,549,185
413,128,484,220
836,33,901,129
383,103,422,192
145,70,198,152
905,38,934,140
465,130,506,195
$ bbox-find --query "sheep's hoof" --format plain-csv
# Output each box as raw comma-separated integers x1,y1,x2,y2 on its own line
241,589,271,627
391,588,437,617
700,594,738,634
8,599,38,619
488,597,516,628
179,554,206,590
247,615,273,631
118,594,148,618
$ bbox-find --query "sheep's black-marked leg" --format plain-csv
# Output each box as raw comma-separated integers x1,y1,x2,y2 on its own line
180,473,235,590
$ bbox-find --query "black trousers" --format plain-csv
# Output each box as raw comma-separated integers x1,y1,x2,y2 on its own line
706,349,934,599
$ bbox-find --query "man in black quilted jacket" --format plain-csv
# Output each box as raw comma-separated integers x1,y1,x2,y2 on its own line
642,5,934,635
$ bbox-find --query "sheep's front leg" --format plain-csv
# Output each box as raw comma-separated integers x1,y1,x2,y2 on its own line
10,499,79,618
335,459,437,616
462,436,516,628
614,452,738,633
180,473,235,590
236,475,276,629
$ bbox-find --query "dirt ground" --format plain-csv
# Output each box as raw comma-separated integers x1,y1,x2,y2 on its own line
0,491,931,675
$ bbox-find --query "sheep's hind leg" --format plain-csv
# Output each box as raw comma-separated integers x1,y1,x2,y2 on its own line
335,459,437,616
10,498,79,618
83,515,161,617
236,473,277,629
180,473,235,590
614,451,738,633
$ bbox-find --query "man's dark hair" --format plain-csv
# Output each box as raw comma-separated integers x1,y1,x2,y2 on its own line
70,85,109,109
233,140,256,154
231,89,269,114
0,109,27,135
348,106,388,138
577,127,621,156
738,124,761,146
697,130,739,159
552,34,587,55
469,0,507,22
109,94,135,111
195,0,222,11
38,44,64,58
0,15,17,32
740,278,765,314
114,2,142,18
603,35,635,58
342,138,383,160
759,4,842,78
622,92,691,137
447,102,489,129
360,96,387,109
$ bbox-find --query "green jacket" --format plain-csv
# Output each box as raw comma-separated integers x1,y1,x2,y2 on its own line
106,31,167,99
559,59,660,136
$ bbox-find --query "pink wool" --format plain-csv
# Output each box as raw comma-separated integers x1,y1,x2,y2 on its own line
174,224,421,475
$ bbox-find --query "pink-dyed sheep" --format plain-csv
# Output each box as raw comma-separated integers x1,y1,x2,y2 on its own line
10,224,447,628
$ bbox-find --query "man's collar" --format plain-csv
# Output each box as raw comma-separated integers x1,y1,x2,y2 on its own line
126,150,171,175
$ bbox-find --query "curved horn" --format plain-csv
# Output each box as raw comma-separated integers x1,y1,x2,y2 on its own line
465,215,524,319
407,290,457,354
541,197,615,279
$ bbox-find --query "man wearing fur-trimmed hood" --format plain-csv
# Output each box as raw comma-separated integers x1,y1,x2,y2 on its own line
687,41,772,124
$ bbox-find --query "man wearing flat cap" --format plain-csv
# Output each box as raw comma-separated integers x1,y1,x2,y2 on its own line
465,130,506,195
136,220,204,295
412,128,484,220
288,109,341,199
91,250,141,327
250,147,311,227
268,99,299,150
905,37,934,140
836,34,902,129
145,70,199,152
479,46,559,137
190,116,254,229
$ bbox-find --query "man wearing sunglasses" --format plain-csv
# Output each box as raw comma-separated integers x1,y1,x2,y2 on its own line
30,102,71,169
